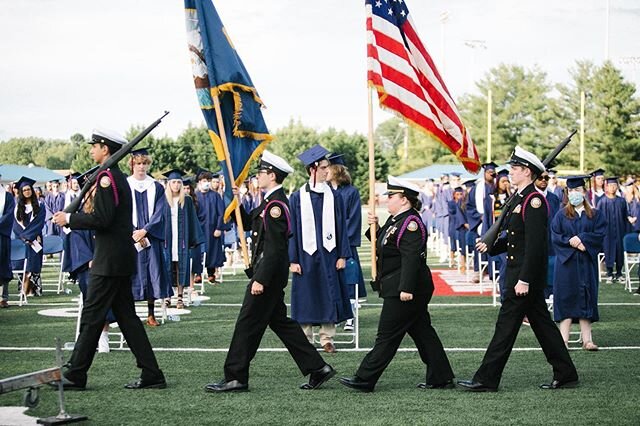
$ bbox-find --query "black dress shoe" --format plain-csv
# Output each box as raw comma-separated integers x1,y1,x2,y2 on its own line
338,376,375,393
204,380,248,393
456,379,497,392
540,379,579,390
48,376,86,391
124,377,167,389
300,364,336,390
417,380,455,389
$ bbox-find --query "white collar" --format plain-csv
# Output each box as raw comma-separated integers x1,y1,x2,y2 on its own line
263,185,282,200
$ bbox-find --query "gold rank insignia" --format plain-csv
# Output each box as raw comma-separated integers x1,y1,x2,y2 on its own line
530,197,542,208
269,206,282,218
407,221,418,232
99,176,111,188
513,204,522,214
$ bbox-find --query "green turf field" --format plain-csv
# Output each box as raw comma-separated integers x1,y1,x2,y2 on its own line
1,242,640,425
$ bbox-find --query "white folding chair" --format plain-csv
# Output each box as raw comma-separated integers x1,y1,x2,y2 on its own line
41,235,65,294
597,252,606,282
10,239,28,306
623,233,640,292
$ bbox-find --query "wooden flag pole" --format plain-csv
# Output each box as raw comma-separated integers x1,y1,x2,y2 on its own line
212,93,250,267
368,88,377,280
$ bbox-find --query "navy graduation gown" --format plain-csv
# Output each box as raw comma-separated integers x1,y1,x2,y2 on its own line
551,208,606,322
1,191,15,281
447,199,467,253
164,196,204,286
596,196,628,272
44,192,65,236
335,184,367,299
130,181,172,300
196,190,225,269
545,191,561,256
12,201,45,273
466,182,493,235
289,188,353,324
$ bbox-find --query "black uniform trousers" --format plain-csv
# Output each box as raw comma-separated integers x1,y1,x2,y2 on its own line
473,288,578,388
223,283,326,384
65,274,163,386
356,294,454,386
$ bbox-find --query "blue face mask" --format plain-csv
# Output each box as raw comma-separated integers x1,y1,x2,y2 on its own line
568,192,584,207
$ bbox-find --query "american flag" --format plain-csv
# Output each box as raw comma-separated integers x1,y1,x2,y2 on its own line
366,0,480,173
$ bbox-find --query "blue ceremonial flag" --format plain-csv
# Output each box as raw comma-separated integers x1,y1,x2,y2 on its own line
184,0,272,221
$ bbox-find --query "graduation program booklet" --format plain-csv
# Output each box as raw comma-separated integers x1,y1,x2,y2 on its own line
30,240,43,253
134,238,151,252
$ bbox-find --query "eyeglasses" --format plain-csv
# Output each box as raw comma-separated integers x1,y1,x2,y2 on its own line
537,176,550,181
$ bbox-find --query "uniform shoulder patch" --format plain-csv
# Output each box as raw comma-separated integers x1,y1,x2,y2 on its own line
407,221,418,231
99,176,111,188
269,205,282,218
530,197,542,209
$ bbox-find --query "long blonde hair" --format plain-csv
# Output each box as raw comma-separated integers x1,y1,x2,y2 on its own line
165,180,185,208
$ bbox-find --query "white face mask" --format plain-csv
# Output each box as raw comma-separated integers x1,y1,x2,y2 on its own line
200,181,211,191
568,191,585,207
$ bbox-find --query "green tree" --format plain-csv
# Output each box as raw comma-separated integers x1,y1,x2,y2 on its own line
458,64,559,164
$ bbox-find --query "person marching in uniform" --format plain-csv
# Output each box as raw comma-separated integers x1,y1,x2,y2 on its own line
340,177,454,392
458,146,578,392
551,176,606,350
205,151,336,393
52,128,165,390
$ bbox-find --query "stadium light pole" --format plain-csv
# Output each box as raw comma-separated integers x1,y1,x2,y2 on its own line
440,11,450,73
604,0,610,61
463,40,487,90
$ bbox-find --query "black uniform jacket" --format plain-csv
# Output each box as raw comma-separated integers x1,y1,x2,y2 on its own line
239,187,290,288
69,165,136,277
489,182,548,291
366,208,433,298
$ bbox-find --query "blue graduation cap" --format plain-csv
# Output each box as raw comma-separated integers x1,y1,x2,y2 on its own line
454,185,465,193
497,168,509,178
590,168,605,177
162,169,186,181
482,162,498,171
566,175,590,189
463,179,476,188
130,147,150,156
65,172,81,181
450,172,462,178
297,144,330,167
328,153,346,166
182,176,194,186
605,176,619,185
15,176,36,190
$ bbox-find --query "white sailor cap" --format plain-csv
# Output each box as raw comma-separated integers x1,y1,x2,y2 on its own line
259,150,294,176
90,127,128,149
385,175,422,198
509,146,545,175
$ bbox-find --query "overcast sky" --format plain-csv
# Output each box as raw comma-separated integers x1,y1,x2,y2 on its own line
0,0,638,142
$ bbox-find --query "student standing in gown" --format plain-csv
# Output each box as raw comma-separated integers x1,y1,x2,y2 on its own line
326,153,367,332
12,177,46,297
447,186,468,269
183,177,205,295
44,179,65,236
491,169,511,301
162,169,204,309
0,173,16,308
596,177,628,283
551,176,606,351
127,148,172,326
588,169,606,207
466,163,497,282
289,144,352,354
195,171,225,285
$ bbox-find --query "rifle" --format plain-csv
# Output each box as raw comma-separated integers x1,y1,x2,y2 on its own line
479,129,577,249
64,111,170,214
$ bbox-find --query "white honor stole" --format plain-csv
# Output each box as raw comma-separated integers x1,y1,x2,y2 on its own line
299,182,336,255
127,175,157,228
475,178,485,234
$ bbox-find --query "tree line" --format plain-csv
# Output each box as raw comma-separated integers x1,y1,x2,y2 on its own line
1,60,638,198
